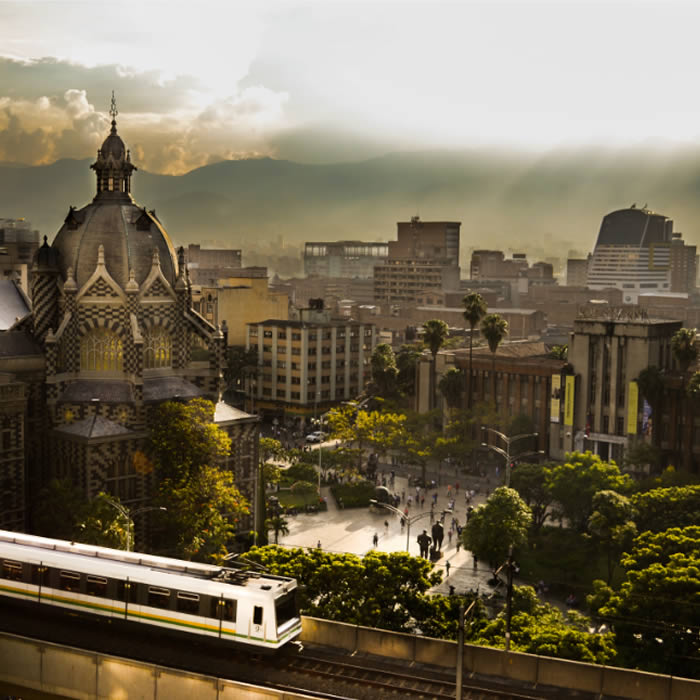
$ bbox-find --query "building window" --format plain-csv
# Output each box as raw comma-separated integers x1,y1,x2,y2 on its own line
291,391,300,400
292,333,301,341
277,389,285,397
264,330,273,338
80,328,123,371
278,331,286,339
143,327,172,368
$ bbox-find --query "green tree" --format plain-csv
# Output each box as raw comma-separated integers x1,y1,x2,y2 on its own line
547,452,631,532
587,490,637,583
150,398,231,482
265,514,290,544
548,344,568,360
480,313,509,404
438,367,464,411
631,484,700,533
396,343,423,399
462,292,488,409
422,319,450,410
509,461,554,532
245,546,440,632
474,585,617,664
157,464,248,562
370,343,399,399
33,480,130,549
599,527,700,676
462,486,532,568
671,327,698,470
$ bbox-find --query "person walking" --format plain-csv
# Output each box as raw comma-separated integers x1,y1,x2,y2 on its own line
384,519,389,532
445,560,451,577
373,532,379,547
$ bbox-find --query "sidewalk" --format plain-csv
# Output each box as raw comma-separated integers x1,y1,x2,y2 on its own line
275,470,496,596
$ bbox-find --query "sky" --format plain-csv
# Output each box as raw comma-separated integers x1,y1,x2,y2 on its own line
1,0,700,174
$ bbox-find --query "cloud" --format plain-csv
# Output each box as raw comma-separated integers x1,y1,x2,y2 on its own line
0,57,291,173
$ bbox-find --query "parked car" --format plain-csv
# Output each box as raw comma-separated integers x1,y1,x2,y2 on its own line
305,431,326,443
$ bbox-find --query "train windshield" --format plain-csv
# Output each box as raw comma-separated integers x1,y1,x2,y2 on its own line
275,590,298,629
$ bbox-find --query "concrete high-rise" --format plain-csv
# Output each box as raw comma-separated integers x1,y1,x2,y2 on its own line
373,216,460,303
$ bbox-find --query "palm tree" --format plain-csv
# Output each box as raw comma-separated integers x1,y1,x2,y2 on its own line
422,319,449,410
671,327,698,469
265,514,290,544
480,313,509,407
462,292,487,409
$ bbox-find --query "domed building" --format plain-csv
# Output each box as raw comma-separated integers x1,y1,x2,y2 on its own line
0,100,259,534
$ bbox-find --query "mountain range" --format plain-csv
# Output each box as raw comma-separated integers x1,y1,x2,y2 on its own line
3,148,700,264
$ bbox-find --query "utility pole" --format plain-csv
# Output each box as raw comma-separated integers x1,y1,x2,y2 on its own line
456,600,465,700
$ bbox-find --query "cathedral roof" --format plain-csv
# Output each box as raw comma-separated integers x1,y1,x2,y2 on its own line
51,96,179,289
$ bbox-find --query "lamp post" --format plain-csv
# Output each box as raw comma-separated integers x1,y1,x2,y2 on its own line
100,495,166,552
369,499,432,553
480,427,541,488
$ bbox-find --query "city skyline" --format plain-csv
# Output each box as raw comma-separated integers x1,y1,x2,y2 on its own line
2,0,700,174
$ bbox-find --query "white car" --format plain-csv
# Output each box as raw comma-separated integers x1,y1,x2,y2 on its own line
305,431,325,443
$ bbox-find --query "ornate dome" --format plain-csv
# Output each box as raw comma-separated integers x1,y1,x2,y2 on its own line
51,96,179,289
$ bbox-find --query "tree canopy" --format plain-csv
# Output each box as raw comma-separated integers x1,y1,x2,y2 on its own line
547,452,631,532
245,546,440,632
598,527,700,676
631,485,700,533
462,486,532,568
370,343,399,399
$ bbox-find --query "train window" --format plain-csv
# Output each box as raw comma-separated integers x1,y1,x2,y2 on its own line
86,576,108,597
253,606,263,626
210,598,237,622
275,591,298,627
59,571,81,592
117,581,137,603
176,592,200,615
31,565,49,586
148,586,171,609
1,560,22,581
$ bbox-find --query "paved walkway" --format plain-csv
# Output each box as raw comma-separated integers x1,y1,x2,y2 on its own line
274,470,500,597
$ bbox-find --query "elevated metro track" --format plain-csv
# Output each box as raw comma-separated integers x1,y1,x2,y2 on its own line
0,602,698,700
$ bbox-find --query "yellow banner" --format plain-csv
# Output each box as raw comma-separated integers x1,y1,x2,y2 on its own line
627,381,638,435
564,375,575,427
550,374,561,423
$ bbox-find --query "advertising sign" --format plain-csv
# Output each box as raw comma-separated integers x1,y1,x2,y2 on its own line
627,381,639,435
564,375,575,427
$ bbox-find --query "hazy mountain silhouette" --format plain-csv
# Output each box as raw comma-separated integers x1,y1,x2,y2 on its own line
3,148,700,263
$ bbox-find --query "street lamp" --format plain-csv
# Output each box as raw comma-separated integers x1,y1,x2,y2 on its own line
369,499,431,553
100,494,166,552
480,427,542,488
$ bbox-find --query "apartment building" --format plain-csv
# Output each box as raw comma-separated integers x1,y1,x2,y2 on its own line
246,306,377,418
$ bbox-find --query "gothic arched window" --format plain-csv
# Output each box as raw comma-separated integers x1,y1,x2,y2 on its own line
143,327,172,368
80,328,123,371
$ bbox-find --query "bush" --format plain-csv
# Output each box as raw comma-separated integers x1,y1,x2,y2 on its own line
279,462,318,488
330,480,376,508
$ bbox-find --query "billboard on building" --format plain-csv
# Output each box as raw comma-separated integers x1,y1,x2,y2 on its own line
642,399,652,439
627,381,638,435
564,375,575,427
550,374,561,423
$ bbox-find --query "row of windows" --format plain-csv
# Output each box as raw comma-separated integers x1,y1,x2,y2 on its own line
0,559,242,622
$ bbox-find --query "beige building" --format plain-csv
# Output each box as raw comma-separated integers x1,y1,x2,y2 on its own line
192,270,289,346
374,216,461,303
0,218,40,294
247,306,376,418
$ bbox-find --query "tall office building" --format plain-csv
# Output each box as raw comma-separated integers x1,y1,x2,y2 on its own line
374,216,461,303
586,206,696,303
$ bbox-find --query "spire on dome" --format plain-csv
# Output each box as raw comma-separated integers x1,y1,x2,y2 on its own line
90,92,137,202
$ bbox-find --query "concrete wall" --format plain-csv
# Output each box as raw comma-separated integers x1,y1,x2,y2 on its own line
300,617,700,700
0,632,315,700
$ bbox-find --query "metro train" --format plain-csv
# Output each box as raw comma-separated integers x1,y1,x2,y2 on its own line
0,529,301,650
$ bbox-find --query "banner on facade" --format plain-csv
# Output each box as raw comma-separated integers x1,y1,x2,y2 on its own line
642,399,652,439
564,375,575,427
627,380,639,435
550,374,561,423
